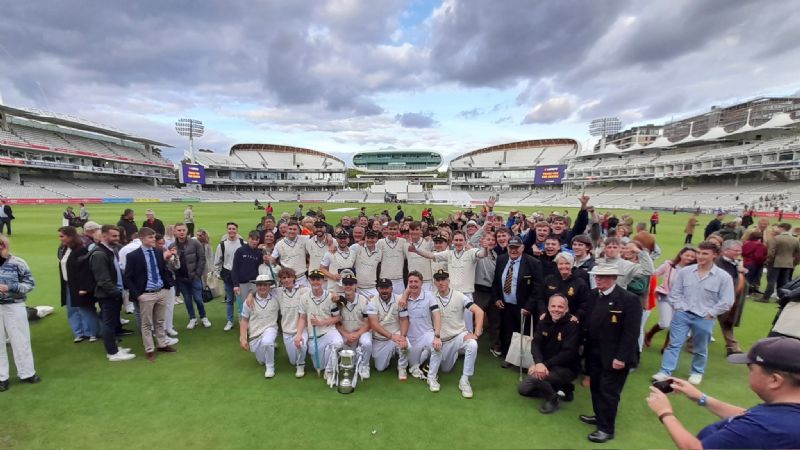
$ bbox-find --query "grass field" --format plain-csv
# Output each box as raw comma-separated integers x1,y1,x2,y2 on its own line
2,201,797,449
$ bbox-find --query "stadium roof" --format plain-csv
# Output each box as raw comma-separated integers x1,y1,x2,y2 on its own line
0,104,172,148
230,143,345,165
452,138,578,161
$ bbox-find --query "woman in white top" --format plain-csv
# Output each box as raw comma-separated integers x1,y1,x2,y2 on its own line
644,247,697,353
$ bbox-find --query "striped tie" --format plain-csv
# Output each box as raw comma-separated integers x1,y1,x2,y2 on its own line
504,260,514,295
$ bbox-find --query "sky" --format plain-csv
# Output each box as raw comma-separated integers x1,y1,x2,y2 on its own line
1,0,799,166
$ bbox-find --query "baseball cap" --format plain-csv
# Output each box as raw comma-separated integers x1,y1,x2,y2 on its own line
255,274,275,285
308,269,325,279
432,269,449,280
340,273,357,285
727,337,800,373
432,234,448,242
335,230,350,239
376,278,393,288
507,236,523,247
466,220,479,227
365,230,378,238
83,221,101,231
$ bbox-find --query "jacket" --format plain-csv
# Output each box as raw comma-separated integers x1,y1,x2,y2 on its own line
175,237,206,279
116,218,138,243
58,245,95,308
140,219,166,236
0,254,35,304
1,204,14,220
491,253,544,314
543,271,590,322
530,313,581,373
90,243,121,299
124,246,175,301
742,240,768,267
586,285,642,370
767,232,800,269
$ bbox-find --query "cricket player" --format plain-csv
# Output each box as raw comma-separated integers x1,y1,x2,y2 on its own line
399,271,441,381
351,229,382,298
239,275,281,378
336,273,373,380
377,221,408,294
295,270,343,386
367,278,411,380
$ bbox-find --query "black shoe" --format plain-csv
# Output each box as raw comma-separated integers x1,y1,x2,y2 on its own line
753,297,770,303
587,430,614,443
501,361,513,369
539,397,560,414
558,389,574,402
116,328,134,336
20,374,41,384
0,379,8,392
726,349,743,356
579,415,598,425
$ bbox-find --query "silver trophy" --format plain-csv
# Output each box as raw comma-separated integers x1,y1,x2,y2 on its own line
337,349,356,394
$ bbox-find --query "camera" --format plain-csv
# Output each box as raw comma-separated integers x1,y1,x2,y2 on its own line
652,379,674,394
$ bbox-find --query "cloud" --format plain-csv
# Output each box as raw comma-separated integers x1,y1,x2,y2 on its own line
395,112,437,128
523,96,576,124
458,108,482,119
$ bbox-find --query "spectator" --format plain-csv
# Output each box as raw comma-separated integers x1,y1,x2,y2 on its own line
0,200,13,236
141,209,166,236
761,223,800,302
57,226,98,343
183,205,195,237
116,208,137,244
0,233,39,391
646,337,800,449
645,247,697,353
742,231,768,295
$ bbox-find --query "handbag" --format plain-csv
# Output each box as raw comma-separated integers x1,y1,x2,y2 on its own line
505,314,535,370
202,286,215,303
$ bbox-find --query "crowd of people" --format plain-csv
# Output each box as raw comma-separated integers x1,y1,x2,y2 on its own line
1,197,799,447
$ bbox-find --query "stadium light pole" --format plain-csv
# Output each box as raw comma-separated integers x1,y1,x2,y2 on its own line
175,118,204,164
589,117,622,153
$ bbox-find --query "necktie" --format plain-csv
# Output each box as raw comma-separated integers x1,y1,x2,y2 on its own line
147,249,159,286
504,259,514,295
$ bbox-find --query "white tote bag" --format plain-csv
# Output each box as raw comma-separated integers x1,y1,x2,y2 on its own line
773,301,800,339
505,314,535,369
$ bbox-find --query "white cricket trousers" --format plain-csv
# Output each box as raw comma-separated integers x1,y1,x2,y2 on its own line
372,337,410,371
308,329,343,373
250,327,278,368
408,331,434,368
342,332,373,366
283,332,308,366
429,331,477,378
0,303,36,380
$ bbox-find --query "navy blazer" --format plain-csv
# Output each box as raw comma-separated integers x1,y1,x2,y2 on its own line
124,246,174,301
492,253,545,314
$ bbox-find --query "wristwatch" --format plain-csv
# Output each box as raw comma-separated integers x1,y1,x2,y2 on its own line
698,393,708,406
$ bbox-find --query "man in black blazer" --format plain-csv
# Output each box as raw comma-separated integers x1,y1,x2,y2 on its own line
0,200,14,235
579,263,642,443
124,227,176,362
493,236,544,359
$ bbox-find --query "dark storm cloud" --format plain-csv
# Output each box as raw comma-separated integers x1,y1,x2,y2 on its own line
396,112,437,128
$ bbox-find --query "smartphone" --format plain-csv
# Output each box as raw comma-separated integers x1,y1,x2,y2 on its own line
652,379,673,394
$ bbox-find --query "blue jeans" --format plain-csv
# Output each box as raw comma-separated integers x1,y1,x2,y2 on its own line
65,290,98,338
176,278,206,320
660,310,715,376
223,278,237,322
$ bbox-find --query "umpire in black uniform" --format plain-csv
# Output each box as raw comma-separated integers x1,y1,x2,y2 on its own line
579,263,642,443
518,294,580,414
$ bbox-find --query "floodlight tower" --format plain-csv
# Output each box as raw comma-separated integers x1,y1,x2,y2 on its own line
175,118,204,163
589,117,622,153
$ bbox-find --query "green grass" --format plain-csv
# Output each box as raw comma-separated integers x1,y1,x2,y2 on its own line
2,201,797,449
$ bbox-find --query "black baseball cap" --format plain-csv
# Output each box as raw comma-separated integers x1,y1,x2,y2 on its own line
432,234,448,242
728,337,800,373
376,278,393,288
308,269,325,279
335,230,350,239
432,269,449,280
507,236,523,247
341,273,358,285
365,230,379,238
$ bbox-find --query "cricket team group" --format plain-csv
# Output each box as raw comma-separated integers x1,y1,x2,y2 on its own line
2,196,800,448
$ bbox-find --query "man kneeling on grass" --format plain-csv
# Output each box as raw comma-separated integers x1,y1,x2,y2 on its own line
239,275,281,378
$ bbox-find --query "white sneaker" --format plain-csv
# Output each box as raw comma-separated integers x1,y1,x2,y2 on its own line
325,371,336,388
410,365,426,380
186,318,197,330
201,317,212,328
459,378,473,399
118,347,132,354
295,365,305,378
108,352,136,362
223,321,233,332
398,367,408,381
165,337,179,346
428,376,440,393
688,373,703,385
167,328,179,337
120,318,130,325
652,372,670,382
175,296,184,304
73,336,85,343
264,366,275,378
125,304,135,314
88,336,97,343
359,365,371,380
